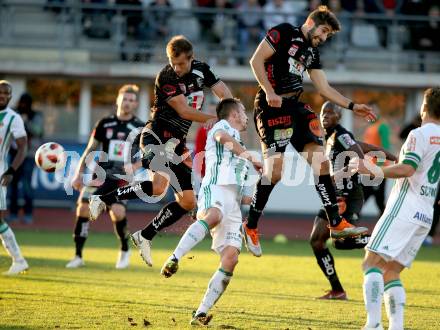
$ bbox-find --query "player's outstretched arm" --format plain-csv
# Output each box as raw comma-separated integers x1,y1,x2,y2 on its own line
168,94,216,123
309,69,376,122
211,81,233,100
249,40,281,108
214,130,263,173
358,141,398,162
349,158,415,179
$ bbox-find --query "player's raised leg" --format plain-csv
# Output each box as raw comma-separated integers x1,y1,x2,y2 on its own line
161,207,220,277
303,141,368,238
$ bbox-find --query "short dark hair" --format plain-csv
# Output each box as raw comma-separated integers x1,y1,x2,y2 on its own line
307,5,341,32
424,87,440,119
118,84,139,99
321,101,341,116
0,80,12,94
216,98,242,120
166,35,193,58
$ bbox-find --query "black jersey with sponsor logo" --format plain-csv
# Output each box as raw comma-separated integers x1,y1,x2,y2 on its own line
264,23,322,96
92,114,145,178
325,124,361,194
152,60,220,138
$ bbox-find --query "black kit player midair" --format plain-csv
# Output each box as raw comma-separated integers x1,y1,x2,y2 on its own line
245,23,362,241
99,60,223,241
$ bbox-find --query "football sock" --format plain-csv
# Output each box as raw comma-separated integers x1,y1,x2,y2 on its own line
363,268,384,328
73,216,89,258
315,174,341,227
0,221,24,262
114,218,129,252
314,248,344,292
196,268,233,315
172,220,209,260
247,177,275,229
141,202,188,240
333,234,370,250
384,280,405,330
100,181,153,204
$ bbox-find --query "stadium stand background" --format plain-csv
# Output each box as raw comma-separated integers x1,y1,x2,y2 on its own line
1,0,439,216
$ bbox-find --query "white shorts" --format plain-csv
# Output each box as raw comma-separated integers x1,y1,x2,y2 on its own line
0,185,6,210
366,214,430,268
198,184,243,254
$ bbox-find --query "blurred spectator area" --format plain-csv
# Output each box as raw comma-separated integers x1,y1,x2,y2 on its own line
0,0,438,71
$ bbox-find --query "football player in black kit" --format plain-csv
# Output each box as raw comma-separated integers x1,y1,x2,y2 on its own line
67,84,145,269
242,5,378,257
89,35,233,267
312,102,397,300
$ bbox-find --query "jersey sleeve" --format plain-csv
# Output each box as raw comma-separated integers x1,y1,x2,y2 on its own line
201,62,220,88
401,129,424,170
91,119,105,142
11,115,27,139
155,69,183,101
336,128,357,150
265,23,294,53
308,48,322,70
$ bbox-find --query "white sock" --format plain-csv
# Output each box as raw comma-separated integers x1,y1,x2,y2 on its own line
0,226,24,262
196,268,232,315
363,268,384,328
384,280,405,330
172,220,209,260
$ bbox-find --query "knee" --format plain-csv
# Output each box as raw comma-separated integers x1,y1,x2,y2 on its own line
152,182,167,196
76,203,89,218
309,237,325,252
383,271,399,284
109,205,126,221
178,197,196,211
319,160,330,175
222,253,239,271
264,171,281,184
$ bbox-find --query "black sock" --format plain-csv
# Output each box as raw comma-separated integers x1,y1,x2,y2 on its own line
114,218,129,251
247,177,276,229
100,181,153,205
141,201,188,240
333,234,370,250
315,174,341,227
313,248,344,292
73,216,89,258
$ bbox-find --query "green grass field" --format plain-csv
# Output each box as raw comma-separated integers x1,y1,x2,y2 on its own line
1,230,439,329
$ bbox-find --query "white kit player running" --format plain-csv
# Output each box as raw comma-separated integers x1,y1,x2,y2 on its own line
160,98,262,326
0,80,29,275
350,87,440,330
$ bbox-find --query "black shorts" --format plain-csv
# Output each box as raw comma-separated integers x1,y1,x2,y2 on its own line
140,120,193,193
78,177,128,206
254,92,324,155
317,185,365,224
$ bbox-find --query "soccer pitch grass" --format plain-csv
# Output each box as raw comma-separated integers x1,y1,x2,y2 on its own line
1,230,439,329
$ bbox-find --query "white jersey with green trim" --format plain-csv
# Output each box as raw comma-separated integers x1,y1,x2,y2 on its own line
201,119,250,193
0,107,27,174
385,123,440,228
